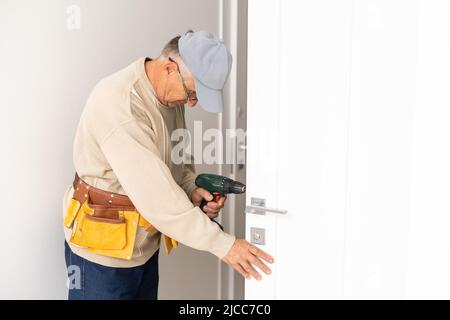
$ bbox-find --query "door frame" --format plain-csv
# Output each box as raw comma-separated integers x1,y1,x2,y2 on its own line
219,0,249,300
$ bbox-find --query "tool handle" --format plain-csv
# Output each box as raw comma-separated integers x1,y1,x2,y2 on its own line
200,192,224,231
199,192,222,211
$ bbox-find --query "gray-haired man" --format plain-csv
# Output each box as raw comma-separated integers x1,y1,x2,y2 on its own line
63,30,273,300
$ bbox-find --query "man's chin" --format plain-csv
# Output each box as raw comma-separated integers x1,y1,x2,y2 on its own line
166,102,186,108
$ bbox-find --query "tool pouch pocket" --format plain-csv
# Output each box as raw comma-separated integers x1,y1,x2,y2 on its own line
68,201,139,260
72,214,127,250
70,203,127,250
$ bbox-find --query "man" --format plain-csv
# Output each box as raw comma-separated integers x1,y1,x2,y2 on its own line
63,30,273,300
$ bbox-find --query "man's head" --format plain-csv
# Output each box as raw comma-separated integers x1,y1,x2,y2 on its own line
147,30,232,112
146,32,198,108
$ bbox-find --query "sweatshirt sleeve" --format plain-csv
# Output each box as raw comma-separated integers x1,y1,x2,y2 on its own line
178,108,197,198
179,158,197,198
100,119,235,259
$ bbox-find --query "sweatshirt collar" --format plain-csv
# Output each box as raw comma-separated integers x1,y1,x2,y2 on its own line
135,57,172,111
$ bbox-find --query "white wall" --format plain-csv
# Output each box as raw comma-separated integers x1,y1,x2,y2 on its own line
0,0,222,299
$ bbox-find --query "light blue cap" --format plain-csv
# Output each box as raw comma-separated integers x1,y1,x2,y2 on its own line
178,31,232,113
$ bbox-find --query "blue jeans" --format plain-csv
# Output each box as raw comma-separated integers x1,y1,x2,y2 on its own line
64,241,159,300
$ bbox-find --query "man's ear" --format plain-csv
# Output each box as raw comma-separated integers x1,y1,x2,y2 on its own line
164,59,178,75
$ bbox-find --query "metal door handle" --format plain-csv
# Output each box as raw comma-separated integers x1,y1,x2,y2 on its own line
245,205,288,215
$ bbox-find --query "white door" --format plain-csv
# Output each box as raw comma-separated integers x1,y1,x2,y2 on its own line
246,0,353,299
246,0,450,299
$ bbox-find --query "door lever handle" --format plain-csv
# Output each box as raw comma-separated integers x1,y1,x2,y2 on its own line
245,205,288,215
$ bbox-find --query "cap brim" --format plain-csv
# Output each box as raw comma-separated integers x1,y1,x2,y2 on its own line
194,78,224,113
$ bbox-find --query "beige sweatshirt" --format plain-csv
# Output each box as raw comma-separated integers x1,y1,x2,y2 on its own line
63,57,235,268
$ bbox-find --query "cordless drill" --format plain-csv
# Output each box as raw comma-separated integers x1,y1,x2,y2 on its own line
195,174,246,230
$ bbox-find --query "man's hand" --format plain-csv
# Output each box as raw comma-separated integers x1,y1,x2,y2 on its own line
191,187,226,219
222,239,274,281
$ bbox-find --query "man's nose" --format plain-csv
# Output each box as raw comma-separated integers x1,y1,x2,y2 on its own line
187,100,197,107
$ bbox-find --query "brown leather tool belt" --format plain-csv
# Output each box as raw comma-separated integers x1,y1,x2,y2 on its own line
73,173,135,216
71,173,157,232
65,173,178,258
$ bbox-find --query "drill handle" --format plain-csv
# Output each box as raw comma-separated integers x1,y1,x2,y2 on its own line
199,191,223,210
199,192,224,231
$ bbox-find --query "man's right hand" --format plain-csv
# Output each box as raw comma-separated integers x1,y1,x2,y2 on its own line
222,239,274,280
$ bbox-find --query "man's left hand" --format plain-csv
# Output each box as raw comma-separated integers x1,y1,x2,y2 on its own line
191,187,226,219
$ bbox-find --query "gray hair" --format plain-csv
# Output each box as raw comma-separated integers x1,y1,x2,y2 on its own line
161,30,194,58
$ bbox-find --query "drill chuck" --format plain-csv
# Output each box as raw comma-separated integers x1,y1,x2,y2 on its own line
224,178,246,194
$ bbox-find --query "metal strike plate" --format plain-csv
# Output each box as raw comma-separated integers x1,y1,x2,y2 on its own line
250,227,266,245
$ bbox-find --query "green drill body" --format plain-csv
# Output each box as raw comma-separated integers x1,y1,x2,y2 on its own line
195,174,246,230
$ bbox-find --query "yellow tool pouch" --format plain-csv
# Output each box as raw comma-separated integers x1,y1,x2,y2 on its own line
68,201,138,260
64,198,82,229
71,206,127,250
76,215,127,250
64,174,178,259
86,210,140,260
